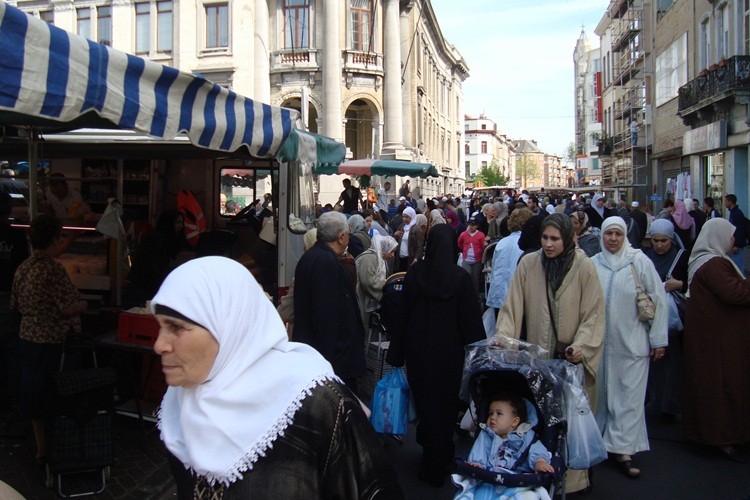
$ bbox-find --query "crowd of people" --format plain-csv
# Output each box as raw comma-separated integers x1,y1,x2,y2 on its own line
283,180,750,495
2,178,749,498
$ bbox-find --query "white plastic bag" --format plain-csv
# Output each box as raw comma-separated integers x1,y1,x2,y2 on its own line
95,198,125,240
564,380,608,469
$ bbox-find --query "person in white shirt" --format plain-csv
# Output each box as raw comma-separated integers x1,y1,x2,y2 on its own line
43,173,83,219
378,182,391,210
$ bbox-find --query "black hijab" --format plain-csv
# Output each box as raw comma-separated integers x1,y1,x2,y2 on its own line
540,213,577,293
413,224,459,300
518,214,544,252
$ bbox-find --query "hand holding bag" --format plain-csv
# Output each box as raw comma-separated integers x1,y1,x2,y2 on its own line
630,263,655,322
370,367,410,436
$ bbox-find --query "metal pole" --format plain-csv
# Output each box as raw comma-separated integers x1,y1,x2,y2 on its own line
27,128,38,220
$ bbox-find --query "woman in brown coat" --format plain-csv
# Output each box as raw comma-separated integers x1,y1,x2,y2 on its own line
684,218,750,461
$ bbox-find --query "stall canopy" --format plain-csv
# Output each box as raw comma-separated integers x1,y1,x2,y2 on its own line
0,1,344,166
314,158,439,178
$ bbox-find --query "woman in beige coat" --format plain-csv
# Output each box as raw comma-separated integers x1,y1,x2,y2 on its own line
495,213,605,494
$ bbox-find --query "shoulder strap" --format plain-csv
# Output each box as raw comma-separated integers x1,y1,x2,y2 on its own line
666,249,684,278
630,262,644,292
544,274,559,344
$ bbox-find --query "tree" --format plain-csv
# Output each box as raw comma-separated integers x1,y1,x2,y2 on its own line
515,153,539,189
475,158,510,187
565,141,577,166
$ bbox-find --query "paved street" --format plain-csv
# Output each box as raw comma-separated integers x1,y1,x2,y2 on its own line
3,408,750,499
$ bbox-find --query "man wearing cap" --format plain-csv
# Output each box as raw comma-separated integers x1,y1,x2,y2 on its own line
43,173,83,219
631,201,648,246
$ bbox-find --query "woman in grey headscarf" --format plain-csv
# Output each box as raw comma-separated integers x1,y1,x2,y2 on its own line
355,234,398,328
347,214,371,258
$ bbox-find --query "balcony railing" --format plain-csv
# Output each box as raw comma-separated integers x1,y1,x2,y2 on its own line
678,55,750,114
342,50,383,74
271,49,319,70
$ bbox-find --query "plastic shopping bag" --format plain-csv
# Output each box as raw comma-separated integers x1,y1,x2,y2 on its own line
482,308,496,338
667,291,685,331
370,367,410,436
564,380,608,469
95,198,125,240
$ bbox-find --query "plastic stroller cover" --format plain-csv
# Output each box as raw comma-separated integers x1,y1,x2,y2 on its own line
461,336,581,426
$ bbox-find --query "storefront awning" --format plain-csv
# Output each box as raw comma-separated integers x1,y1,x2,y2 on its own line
0,1,343,165
314,158,439,178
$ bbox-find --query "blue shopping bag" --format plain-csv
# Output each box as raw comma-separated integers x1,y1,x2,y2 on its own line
370,367,410,435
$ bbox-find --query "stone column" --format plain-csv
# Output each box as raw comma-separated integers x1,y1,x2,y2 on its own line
381,0,407,159
322,1,343,141
253,0,270,103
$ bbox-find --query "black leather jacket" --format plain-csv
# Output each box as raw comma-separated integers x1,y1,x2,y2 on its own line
168,380,404,499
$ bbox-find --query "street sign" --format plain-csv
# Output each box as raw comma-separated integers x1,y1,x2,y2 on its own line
650,195,663,202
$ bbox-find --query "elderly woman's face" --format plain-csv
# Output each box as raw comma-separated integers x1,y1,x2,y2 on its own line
651,234,672,255
154,315,219,388
603,228,625,254
402,214,412,225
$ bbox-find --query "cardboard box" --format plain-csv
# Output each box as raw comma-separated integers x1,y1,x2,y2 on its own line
117,309,160,346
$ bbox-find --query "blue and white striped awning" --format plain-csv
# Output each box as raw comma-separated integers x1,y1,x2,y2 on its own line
0,1,304,159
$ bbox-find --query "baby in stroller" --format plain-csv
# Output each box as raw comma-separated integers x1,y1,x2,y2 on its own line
470,397,554,475
456,396,556,500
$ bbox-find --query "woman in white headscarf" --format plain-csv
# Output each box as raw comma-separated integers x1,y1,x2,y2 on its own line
355,234,398,328
151,257,403,498
683,218,750,461
591,217,668,478
394,206,423,271
584,193,609,229
429,208,447,227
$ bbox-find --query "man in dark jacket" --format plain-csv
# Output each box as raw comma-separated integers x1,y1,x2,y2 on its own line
724,194,747,275
293,212,366,388
631,201,648,244
0,193,29,434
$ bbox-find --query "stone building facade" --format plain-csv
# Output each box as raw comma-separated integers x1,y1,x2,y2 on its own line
11,0,468,203
464,115,516,184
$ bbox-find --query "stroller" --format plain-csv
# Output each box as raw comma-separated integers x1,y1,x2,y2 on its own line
481,242,498,304
453,337,569,499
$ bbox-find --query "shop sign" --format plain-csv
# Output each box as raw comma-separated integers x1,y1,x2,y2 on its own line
683,121,727,155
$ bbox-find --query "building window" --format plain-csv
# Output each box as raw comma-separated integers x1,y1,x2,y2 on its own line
717,5,729,60
700,18,710,69
40,10,54,25
481,124,487,130
465,143,470,154
481,161,488,168
481,141,487,154
655,33,687,107
465,161,471,177
136,3,150,54
97,6,112,46
351,0,372,52
206,3,229,49
157,1,173,52
284,0,309,49
77,7,91,39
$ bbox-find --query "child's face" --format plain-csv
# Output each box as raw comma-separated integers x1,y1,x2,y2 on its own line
487,401,521,438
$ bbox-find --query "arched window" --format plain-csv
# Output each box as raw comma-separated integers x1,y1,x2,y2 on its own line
350,0,373,52
465,143,470,154
283,0,310,49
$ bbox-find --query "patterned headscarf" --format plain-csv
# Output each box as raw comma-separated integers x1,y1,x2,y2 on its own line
540,213,577,293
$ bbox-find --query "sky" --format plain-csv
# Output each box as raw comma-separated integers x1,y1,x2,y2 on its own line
430,0,610,159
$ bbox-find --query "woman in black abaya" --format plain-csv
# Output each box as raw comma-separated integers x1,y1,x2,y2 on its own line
386,224,484,487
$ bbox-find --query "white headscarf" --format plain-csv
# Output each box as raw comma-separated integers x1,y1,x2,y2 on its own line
152,257,336,486
430,208,446,225
599,216,638,269
545,204,555,215
370,234,398,278
591,194,605,218
402,206,417,230
688,218,744,285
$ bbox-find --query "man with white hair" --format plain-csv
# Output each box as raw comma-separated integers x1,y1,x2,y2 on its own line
293,212,366,390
